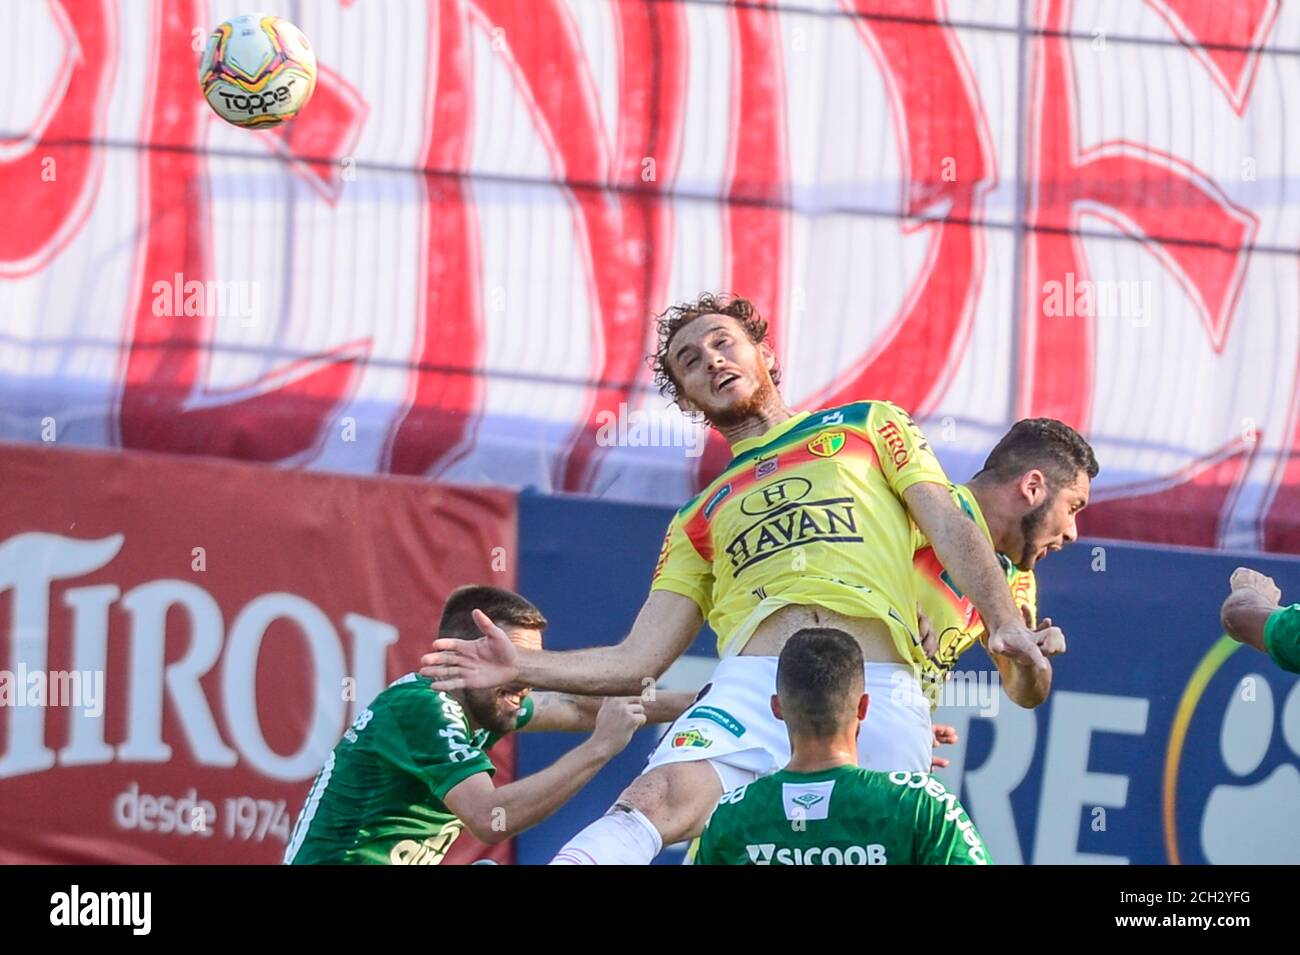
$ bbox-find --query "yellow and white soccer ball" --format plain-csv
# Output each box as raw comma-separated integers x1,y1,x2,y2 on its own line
198,13,317,128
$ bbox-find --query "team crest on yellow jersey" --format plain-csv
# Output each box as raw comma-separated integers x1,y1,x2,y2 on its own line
807,431,846,457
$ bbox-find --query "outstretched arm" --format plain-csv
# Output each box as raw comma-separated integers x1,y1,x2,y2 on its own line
904,482,1053,675
522,689,698,733
443,698,646,844
422,591,704,696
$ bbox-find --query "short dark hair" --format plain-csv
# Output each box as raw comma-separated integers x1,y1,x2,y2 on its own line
973,418,1099,490
776,628,864,737
649,293,780,407
439,586,547,640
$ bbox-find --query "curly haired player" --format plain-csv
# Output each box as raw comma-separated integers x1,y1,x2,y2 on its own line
423,294,1063,864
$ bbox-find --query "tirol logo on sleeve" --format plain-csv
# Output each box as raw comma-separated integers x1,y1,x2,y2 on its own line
874,420,911,467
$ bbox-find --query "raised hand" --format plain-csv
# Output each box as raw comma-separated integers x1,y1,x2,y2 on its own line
589,697,647,756
420,608,520,690
930,722,959,771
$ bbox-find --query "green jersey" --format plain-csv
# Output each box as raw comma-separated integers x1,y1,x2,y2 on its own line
1265,605,1300,673
284,673,533,865
696,766,991,865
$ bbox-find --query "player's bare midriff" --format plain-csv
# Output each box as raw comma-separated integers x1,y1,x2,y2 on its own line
739,604,904,663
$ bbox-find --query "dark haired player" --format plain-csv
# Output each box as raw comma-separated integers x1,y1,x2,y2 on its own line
696,628,990,865
284,586,693,864
914,419,1097,710
423,294,1062,865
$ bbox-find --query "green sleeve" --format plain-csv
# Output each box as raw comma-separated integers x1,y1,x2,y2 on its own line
1264,605,1300,674
384,687,495,801
910,786,992,865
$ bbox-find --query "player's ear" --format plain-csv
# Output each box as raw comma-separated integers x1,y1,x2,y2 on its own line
856,693,869,722
758,340,776,373
770,694,783,721
1020,469,1048,506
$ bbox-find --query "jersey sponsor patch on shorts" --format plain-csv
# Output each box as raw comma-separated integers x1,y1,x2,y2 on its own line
687,705,746,737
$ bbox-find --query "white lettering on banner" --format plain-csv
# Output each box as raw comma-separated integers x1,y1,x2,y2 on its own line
113,782,216,840
0,533,123,777
118,580,236,766
935,689,1149,864
1032,691,1149,864
61,584,118,766
222,594,346,781
0,532,395,781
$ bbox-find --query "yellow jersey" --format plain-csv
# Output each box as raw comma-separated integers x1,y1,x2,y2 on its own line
912,484,1038,708
650,401,950,668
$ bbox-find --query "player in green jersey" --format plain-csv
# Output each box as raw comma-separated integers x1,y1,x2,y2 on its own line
696,627,990,865
285,586,694,865
1220,567,1300,674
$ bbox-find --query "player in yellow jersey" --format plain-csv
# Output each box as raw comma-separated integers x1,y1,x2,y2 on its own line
422,293,1063,864
914,420,1097,711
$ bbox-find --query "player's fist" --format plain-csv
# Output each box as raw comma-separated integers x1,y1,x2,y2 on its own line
1221,567,1284,639
1229,567,1282,604
590,697,647,756
987,622,1049,672
420,608,520,690
1033,618,1066,656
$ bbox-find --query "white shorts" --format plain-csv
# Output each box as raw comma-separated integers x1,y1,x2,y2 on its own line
644,656,932,793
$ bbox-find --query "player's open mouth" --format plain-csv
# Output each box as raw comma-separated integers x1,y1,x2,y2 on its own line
713,372,741,393
500,690,524,709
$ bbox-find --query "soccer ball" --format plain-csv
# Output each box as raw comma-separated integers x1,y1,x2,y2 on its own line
198,13,317,128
